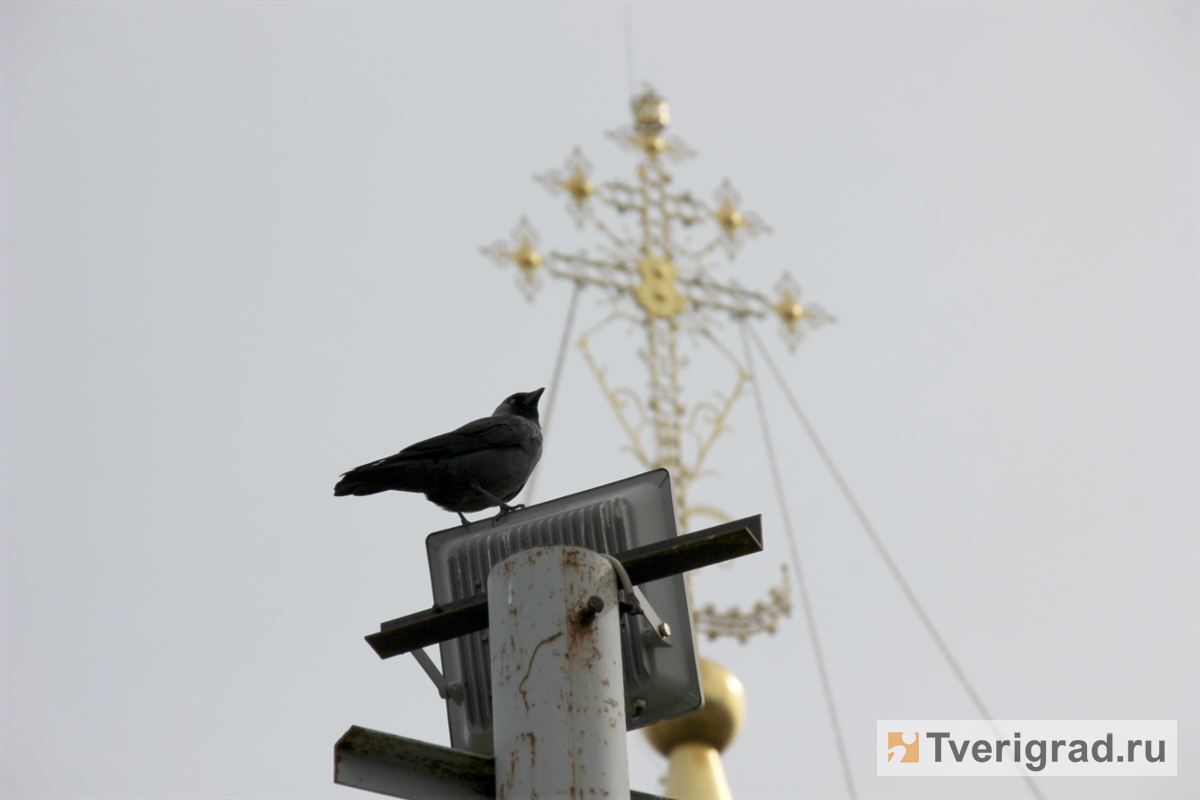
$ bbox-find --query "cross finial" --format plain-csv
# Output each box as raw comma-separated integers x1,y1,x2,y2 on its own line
482,88,832,641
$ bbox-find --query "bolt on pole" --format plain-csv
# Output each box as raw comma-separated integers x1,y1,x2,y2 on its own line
488,545,630,800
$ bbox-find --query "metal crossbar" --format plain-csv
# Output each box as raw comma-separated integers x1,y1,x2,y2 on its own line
366,516,762,659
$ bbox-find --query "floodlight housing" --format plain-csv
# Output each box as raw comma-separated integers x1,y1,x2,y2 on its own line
425,469,702,756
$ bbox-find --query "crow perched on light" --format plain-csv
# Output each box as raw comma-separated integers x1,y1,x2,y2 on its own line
334,388,544,525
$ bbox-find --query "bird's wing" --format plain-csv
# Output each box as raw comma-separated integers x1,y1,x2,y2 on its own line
352,416,533,471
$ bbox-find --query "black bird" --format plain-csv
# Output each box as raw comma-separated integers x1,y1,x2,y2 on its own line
334,388,545,525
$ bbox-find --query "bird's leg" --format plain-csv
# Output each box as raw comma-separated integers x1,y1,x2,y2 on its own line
471,482,524,517
456,509,470,527
495,505,525,518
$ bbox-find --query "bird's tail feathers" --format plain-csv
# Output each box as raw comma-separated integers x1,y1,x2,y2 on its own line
333,476,390,497
333,460,426,497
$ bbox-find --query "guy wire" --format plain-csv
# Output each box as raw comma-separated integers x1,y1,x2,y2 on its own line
740,321,858,800
524,281,582,504
746,324,1045,800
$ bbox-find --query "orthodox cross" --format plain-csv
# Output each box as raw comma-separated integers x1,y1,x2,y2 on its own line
483,87,832,640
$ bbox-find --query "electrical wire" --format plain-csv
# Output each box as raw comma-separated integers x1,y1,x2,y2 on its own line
740,321,858,800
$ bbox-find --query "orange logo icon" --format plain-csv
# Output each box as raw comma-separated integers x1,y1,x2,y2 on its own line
887,732,919,763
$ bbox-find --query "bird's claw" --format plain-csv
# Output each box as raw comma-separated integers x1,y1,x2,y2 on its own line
494,502,525,519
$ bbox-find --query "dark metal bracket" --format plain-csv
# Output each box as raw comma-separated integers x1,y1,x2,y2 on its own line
365,515,763,659
335,725,672,800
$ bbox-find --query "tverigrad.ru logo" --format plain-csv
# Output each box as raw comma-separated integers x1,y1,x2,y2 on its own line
877,720,1176,777
886,732,919,763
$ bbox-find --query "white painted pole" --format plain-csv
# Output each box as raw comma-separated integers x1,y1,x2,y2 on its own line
488,545,630,800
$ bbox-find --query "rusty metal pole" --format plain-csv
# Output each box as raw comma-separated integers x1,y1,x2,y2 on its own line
488,545,630,800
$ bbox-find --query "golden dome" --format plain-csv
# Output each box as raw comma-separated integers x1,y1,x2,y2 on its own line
645,658,746,755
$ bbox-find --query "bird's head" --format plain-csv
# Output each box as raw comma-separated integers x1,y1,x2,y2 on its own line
494,387,545,423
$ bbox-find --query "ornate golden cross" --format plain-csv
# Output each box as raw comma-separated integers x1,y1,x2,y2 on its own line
484,87,832,640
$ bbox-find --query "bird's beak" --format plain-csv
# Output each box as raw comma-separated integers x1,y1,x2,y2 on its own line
530,387,546,404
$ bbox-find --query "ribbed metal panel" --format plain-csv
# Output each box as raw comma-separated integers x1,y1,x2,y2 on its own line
442,498,652,732
426,469,702,756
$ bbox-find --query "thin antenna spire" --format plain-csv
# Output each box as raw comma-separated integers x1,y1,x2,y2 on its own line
624,8,635,96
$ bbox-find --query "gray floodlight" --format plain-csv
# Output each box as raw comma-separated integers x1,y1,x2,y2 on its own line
425,469,702,756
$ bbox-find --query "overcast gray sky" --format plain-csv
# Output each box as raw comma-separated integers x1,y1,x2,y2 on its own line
4,3,1196,799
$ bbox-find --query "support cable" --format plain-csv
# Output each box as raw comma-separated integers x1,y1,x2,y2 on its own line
746,325,1045,800
740,322,858,800
524,281,583,504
